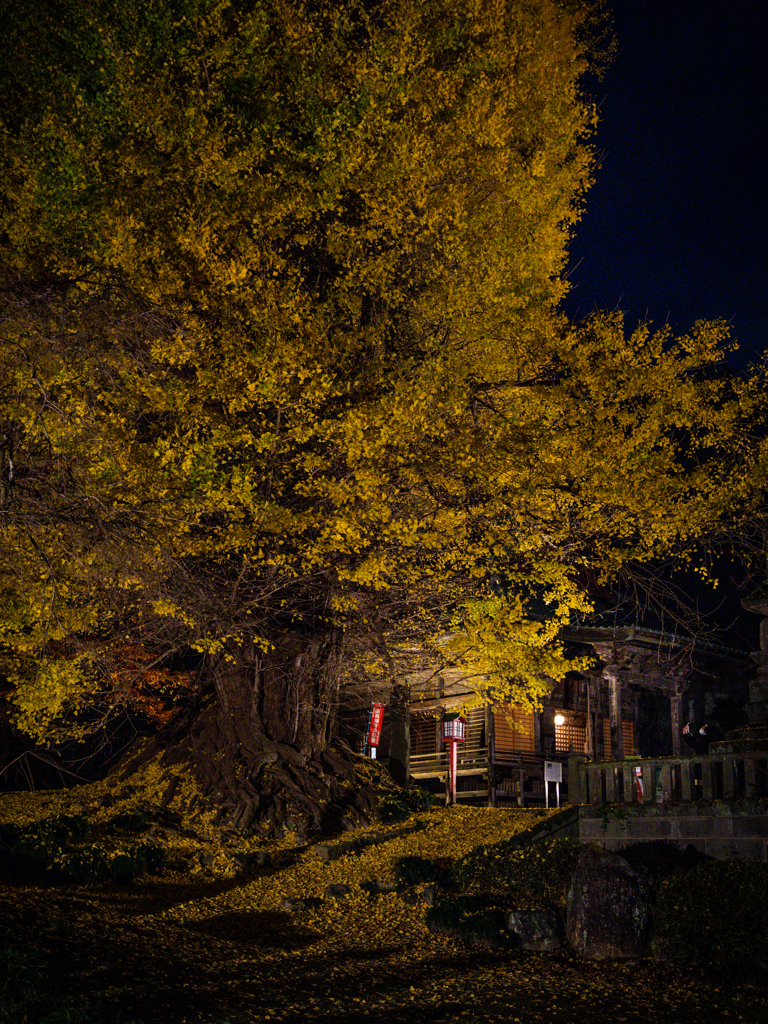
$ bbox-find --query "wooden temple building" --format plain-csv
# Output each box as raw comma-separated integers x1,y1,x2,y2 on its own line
338,625,752,806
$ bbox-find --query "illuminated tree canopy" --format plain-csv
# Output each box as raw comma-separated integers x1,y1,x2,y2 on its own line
0,0,764,834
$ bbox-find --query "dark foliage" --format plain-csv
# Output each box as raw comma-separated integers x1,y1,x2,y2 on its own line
394,854,440,886
0,942,133,1023
379,786,435,823
0,813,164,884
425,894,514,948
452,837,582,910
653,858,768,980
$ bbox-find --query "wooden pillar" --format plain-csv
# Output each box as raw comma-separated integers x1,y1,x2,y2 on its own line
585,678,595,759
607,668,624,760
567,753,586,804
670,689,683,757
486,703,496,807
622,763,634,804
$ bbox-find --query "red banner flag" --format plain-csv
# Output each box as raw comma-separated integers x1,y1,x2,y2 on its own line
367,703,385,747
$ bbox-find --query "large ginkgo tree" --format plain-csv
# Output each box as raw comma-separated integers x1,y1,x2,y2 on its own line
0,0,763,835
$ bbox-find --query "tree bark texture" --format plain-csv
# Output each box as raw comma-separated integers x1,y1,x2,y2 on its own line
119,632,384,839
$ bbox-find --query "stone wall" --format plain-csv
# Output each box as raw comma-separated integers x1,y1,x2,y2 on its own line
578,800,768,861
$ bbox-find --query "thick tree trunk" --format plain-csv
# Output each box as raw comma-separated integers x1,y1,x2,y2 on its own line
123,632,385,840
215,632,340,758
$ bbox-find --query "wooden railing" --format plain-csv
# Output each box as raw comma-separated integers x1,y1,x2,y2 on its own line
409,748,571,807
409,747,490,804
570,751,768,806
409,746,490,779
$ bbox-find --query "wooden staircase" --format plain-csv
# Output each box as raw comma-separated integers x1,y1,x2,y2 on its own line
410,707,491,804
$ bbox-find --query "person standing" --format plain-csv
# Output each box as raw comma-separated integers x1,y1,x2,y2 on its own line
682,721,724,755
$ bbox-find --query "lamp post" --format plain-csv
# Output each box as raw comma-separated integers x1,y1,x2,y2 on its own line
441,714,466,805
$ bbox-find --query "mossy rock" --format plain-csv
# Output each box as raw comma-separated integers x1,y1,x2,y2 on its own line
110,810,151,834
110,850,145,884
136,842,166,875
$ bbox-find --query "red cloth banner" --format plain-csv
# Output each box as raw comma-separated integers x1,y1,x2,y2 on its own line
634,765,644,803
367,703,385,747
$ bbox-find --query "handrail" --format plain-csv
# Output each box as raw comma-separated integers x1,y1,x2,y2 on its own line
409,747,489,779
410,746,488,762
494,750,567,764
570,749,768,805
409,748,564,807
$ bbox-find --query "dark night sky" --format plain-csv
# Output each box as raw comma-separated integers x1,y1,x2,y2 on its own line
562,0,768,646
563,0,768,369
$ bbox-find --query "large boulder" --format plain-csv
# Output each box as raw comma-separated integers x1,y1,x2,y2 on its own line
566,846,652,960
506,909,564,951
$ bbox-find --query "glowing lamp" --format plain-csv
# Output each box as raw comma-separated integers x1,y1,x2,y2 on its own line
441,715,467,743
554,713,566,726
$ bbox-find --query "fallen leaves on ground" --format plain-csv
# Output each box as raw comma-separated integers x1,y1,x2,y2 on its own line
0,786,764,1023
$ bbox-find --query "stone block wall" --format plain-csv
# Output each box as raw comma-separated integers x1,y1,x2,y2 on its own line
577,800,768,861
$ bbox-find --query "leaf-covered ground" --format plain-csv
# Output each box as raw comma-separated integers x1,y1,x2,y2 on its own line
0,776,765,1023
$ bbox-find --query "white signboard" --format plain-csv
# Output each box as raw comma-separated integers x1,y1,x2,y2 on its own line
543,760,562,808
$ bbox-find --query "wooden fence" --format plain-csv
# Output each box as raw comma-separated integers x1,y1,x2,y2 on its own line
570,750,768,806
409,749,569,806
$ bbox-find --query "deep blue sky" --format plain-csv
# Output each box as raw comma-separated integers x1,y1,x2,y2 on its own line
562,0,768,646
563,0,768,368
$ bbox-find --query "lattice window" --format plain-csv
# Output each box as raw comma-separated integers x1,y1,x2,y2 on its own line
623,720,636,756
601,717,637,757
411,713,439,756
555,711,586,753
494,704,535,753
462,706,486,747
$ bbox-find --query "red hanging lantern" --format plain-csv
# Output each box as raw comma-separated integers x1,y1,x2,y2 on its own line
442,714,467,804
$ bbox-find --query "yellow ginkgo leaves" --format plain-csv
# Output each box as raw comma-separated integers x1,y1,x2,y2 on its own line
0,0,764,759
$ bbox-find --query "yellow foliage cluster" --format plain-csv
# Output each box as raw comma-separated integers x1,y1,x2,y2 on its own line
0,0,765,740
